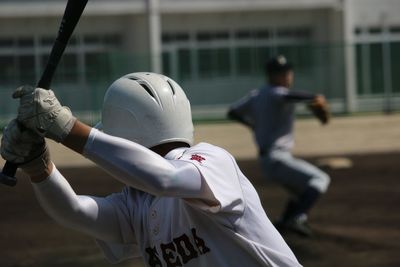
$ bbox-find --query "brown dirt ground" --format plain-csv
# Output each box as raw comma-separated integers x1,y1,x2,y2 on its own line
1,152,399,267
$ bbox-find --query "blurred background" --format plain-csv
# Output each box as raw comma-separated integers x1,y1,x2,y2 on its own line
0,0,400,124
0,1,400,267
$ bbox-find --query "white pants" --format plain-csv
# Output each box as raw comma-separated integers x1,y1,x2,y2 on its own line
260,150,330,195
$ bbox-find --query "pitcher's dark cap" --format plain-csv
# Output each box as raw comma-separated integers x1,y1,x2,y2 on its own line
265,55,293,74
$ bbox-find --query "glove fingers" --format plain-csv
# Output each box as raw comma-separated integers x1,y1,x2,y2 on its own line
1,139,25,164
1,125,28,161
1,119,45,164
3,119,23,143
12,85,34,99
2,120,41,143
20,128,44,145
2,142,44,164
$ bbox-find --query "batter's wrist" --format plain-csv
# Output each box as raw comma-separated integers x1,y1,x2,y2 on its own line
21,147,52,183
61,120,92,154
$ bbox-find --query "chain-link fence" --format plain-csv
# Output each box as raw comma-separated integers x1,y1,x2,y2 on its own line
1,41,399,127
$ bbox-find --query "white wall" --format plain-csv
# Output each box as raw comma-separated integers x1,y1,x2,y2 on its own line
0,16,126,38
162,9,333,41
351,0,400,27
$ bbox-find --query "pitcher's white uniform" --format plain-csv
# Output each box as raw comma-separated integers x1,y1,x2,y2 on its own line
33,129,301,267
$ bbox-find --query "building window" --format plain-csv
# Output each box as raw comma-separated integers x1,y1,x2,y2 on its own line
55,54,79,84
0,34,121,89
390,26,400,33
368,27,382,34
162,27,312,80
85,52,112,83
391,42,400,93
235,29,253,40
0,38,13,48
236,47,256,75
198,47,231,78
162,32,190,44
197,31,230,42
255,29,270,39
16,38,34,48
354,24,400,95
17,55,35,84
0,55,16,84
177,49,192,80
162,52,172,77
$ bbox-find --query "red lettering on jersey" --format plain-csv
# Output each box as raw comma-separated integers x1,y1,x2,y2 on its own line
190,154,206,163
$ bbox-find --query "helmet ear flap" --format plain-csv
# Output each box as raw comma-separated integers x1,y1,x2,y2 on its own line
100,72,194,148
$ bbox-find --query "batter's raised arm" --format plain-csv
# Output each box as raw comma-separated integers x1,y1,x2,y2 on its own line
38,116,207,199
12,84,212,200
81,126,208,199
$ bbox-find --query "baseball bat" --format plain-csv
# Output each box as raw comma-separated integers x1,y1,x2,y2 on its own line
0,0,88,187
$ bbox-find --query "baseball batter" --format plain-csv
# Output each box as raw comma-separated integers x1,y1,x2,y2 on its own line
1,73,302,266
228,56,331,237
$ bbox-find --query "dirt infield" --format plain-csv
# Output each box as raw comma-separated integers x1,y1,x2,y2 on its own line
1,153,399,267
7,113,399,168
1,114,400,267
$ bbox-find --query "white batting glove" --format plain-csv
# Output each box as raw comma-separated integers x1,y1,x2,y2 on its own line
13,85,76,143
1,119,50,177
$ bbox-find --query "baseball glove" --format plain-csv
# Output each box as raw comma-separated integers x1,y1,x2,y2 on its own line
307,95,331,125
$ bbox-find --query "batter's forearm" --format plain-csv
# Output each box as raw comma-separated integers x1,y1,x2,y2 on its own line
62,120,92,154
25,120,90,184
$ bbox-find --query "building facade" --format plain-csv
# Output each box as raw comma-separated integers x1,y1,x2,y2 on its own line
0,0,399,122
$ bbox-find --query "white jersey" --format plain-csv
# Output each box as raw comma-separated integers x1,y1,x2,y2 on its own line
32,130,301,267
98,142,301,267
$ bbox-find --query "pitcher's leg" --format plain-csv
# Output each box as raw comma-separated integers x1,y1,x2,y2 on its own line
262,152,330,236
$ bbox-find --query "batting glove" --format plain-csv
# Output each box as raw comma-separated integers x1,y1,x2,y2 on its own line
1,119,50,178
13,85,76,142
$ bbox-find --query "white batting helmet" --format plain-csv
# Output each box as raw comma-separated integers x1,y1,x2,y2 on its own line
98,72,194,148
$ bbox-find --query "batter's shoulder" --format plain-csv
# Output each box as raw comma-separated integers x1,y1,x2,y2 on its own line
190,142,232,156
179,142,236,166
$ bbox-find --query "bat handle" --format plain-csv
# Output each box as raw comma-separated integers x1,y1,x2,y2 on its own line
0,161,18,187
